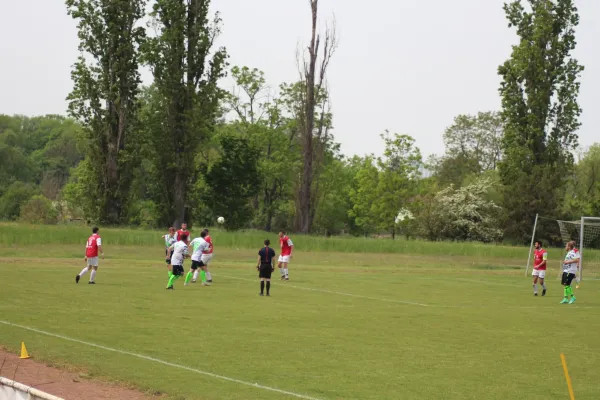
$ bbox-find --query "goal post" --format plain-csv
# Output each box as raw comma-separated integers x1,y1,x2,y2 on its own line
526,215,600,281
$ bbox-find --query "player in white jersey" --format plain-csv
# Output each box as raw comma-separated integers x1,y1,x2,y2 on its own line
185,231,211,286
560,241,580,304
163,227,177,277
166,233,189,290
193,228,213,283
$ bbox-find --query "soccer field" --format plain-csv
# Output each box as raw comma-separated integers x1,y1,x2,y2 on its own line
1,240,600,399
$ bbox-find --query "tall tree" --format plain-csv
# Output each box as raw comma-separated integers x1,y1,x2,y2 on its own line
498,0,583,241
296,0,337,233
66,0,146,224
143,0,227,227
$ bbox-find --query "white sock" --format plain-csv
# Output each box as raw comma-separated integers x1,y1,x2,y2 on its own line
192,270,199,281
284,268,288,277
206,272,212,281
90,270,97,282
542,283,547,290
533,283,537,293
280,268,285,276
79,267,88,277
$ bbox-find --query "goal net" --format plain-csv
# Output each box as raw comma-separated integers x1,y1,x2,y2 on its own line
556,218,600,281
526,215,600,281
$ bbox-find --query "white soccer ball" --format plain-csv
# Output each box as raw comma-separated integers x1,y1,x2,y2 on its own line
217,216,225,224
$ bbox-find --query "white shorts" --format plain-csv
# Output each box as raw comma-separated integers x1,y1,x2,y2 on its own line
87,257,99,267
278,255,290,264
532,269,546,279
201,253,213,265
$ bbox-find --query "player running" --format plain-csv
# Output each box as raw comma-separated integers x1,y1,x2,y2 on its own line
257,239,276,296
186,231,211,286
560,241,580,304
76,227,104,285
278,231,293,281
163,227,177,276
166,233,189,289
193,228,213,283
532,240,548,296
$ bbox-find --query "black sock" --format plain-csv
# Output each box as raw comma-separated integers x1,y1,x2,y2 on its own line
260,281,265,294
266,281,270,294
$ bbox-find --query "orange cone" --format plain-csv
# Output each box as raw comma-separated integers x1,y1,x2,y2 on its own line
19,342,30,359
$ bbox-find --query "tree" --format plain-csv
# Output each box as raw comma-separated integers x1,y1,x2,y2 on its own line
498,0,583,241
143,0,228,227
348,156,380,235
225,66,299,231
66,0,146,224
0,182,39,221
433,178,503,242
564,144,600,217
201,135,260,230
296,0,337,233
373,132,422,239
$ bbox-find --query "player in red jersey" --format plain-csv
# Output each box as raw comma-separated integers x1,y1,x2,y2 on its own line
532,240,548,296
76,227,104,284
176,223,191,245
193,228,214,283
278,231,293,281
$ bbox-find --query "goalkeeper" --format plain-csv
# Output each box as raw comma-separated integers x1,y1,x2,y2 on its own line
560,241,580,304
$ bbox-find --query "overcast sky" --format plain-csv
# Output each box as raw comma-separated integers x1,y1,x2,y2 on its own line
1,0,598,158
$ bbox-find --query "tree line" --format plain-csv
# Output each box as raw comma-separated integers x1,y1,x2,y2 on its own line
0,0,596,245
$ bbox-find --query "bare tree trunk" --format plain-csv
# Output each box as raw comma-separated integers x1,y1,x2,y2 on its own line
297,0,336,233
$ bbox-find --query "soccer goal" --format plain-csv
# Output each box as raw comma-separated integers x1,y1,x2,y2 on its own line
526,214,600,281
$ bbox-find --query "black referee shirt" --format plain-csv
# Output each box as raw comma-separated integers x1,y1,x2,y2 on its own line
258,246,276,265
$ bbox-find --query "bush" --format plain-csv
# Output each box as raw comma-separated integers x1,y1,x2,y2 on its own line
0,182,38,220
19,195,58,224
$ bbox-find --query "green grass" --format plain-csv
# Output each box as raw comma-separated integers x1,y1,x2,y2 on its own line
5,222,600,261
1,240,600,400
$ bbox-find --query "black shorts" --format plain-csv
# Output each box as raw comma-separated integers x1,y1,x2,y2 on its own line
191,260,205,270
561,272,576,286
259,263,273,279
165,249,172,265
172,265,184,276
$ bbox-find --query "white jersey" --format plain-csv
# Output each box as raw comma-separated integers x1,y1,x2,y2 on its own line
171,241,188,266
164,234,176,249
190,237,210,262
563,249,580,274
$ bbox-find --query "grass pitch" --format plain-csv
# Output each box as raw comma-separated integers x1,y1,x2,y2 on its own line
1,233,600,399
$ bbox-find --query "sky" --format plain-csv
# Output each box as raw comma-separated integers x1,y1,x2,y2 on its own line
1,0,598,158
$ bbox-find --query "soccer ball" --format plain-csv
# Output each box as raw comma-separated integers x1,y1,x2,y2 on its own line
217,216,225,224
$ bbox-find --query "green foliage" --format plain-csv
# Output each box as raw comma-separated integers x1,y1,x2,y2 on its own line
498,0,583,242
202,135,260,230
19,195,59,224
66,0,146,224
564,145,600,217
348,156,380,234
142,0,228,227
433,178,503,242
0,182,39,221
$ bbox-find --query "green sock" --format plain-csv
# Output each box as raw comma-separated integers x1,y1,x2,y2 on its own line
185,271,193,284
167,274,179,288
201,270,207,283
566,286,573,297
168,271,173,278
563,286,568,297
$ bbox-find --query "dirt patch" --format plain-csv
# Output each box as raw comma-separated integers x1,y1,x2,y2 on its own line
0,348,156,400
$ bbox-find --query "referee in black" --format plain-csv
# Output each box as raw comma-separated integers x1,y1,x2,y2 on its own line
257,239,276,296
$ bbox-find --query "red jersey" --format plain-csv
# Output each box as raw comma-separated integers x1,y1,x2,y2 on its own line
176,229,190,243
203,235,214,254
280,235,293,256
534,248,548,270
86,233,102,257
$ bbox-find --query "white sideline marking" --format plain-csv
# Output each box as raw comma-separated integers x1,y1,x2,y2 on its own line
0,320,323,400
215,274,429,307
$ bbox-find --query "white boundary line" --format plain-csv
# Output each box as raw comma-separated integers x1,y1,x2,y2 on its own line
0,320,323,400
214,274,598,310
